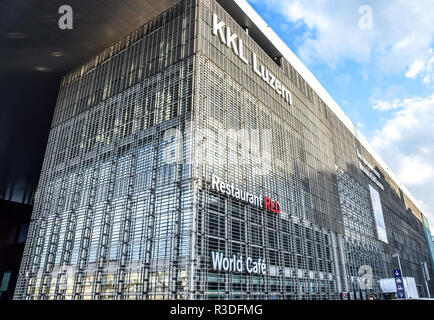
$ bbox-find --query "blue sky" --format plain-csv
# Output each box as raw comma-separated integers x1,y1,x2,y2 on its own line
248,0,434,233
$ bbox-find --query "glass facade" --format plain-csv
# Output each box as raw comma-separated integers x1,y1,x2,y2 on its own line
14,0,434,300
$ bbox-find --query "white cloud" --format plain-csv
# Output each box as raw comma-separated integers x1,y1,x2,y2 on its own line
406,60,425,79
370,94,434,233
251,0,434,77
397,156,434,185
371,99,402,112
406,49,434,84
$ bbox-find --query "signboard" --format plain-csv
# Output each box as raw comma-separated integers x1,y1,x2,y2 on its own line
211,174,281,215
393,269,406,299
211,251,266,275
369,185,388,243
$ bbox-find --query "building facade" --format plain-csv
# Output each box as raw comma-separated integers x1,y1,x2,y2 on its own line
14,0,434,300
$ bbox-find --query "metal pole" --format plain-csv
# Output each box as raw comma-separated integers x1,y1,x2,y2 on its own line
396,254,404,278
393,253,406,299
421,262,431,298
424,276,430,299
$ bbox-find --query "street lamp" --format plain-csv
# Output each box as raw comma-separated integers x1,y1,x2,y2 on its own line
392,253,404,278
392,253,406,299
421,261,431,298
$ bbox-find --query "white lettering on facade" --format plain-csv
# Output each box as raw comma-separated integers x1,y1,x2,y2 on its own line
211,251,266,275
212,13,292,105
357,150,384,190
211,174,281,214
212,174,262,207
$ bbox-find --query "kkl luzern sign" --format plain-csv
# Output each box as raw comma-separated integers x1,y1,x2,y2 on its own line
212,14,293,105
211,174,281,214
211,251,266,275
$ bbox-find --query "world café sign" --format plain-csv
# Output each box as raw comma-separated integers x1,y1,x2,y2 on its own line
212,13,293,106
211,251,266,275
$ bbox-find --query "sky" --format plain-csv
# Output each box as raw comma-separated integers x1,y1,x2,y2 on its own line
248,0,434,234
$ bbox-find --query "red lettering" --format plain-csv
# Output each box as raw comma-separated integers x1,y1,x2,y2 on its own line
265,197,271,210
275,201,281,214
265,197,282,214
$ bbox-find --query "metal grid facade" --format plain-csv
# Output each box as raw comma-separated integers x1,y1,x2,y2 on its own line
329,111,434,297
14,0,434,300
336,169,387,296
191,55,339,299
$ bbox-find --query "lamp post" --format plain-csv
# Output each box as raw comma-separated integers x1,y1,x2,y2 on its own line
392,253,406,299
421,261,431,298
392,253,404,276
